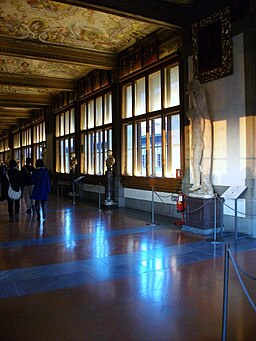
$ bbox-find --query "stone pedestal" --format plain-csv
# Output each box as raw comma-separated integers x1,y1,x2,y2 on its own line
103,168,118,209
182,195,223,235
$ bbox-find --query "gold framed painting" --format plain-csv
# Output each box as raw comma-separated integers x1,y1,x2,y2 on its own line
192,7,233,83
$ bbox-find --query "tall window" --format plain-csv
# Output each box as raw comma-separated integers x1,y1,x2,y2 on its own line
55,108,75,173
0,137,9,163
21,127,32,165
13,132,21,165
122,63,180,178
33,121,46,163
80,92,112,175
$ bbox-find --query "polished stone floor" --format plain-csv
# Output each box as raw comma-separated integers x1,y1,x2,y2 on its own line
0,195,255,340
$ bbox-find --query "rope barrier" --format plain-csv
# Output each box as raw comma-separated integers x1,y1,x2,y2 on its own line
222,243,256,340
228,248,256,313
217,195,256,218
236,264,256,281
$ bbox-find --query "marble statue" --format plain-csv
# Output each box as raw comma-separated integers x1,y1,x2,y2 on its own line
186,79,213,195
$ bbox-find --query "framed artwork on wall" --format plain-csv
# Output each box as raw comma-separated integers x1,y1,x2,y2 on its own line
192,6,233,83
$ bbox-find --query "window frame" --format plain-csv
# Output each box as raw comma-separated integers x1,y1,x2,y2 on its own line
121,59,182,189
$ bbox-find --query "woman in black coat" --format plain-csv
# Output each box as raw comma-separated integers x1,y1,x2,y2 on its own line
6,160,23,222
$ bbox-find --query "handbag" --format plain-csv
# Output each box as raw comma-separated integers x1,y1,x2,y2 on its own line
6,173,21,200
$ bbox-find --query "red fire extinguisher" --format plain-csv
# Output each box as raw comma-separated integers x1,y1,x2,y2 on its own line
176,193,186,213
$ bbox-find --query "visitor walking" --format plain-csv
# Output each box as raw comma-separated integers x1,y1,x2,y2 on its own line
31,159,51,221
6,160,23,222
21,157,35,214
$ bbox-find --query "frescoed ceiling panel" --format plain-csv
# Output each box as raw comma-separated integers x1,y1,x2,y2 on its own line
0,0,158,52
0,0,197,136
0,55,92,79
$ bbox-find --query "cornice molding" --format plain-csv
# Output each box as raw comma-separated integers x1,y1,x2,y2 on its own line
0,96,50,107
0,36,116,69
0,73,77,91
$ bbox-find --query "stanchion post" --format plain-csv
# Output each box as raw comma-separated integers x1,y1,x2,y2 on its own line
98,182,101,211
213,193,217,242
221,242,230,341
72,177,76,205
151,186,155,226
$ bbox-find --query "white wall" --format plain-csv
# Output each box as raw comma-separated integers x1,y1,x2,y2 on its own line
188,34,246,188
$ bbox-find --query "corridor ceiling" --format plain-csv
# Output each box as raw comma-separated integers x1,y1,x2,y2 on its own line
0,0,199,136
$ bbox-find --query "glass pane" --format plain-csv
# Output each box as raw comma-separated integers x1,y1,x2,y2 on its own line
81,103,87,130
42,121,46,142
164,65,180,108
96,97,103,127
65,139,69,173
65,111,69,135
60,139,65,173
88,133,94,174
60,113,64,136
55,116,59,137
70,137,74,154
56,140,60,172
148,71,161,112
152,117,162,177
126,124,133,175
165,114,180,177
96,131,103,174
80,134,86,174
135,121,146,176
84,135,87,174
135,78,146,116
88,100,94,129
70,108,75,133
104,92,112,124
122,84,132,118
33,126,37,142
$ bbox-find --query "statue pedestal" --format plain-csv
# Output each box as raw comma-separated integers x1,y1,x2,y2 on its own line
103,168,118,209
182,195,223,235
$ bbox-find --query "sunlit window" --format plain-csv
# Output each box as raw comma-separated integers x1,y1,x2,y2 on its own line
149,71,161,112
122,83,132,118
21,128,32,165
135,121,146,176
0,137,9,163
122,124,133,175
122,63,181,178
164,65,180,108
55,108,75,173
80,92,112,175
33,123,46,164
135,78,146,116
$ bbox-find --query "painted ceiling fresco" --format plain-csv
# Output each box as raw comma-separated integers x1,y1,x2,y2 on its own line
0,55,92,79
0,85,59,95
1,0,185,135
0,0,158,53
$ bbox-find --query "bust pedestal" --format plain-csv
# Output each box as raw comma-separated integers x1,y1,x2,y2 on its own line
103,168,118,209
182,195,223,235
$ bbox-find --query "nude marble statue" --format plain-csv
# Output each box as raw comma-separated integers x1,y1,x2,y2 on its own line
186,79,213,195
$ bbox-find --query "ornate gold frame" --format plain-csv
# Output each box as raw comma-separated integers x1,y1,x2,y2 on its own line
192,7,233,83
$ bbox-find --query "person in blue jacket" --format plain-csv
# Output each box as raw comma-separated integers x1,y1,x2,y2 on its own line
31,159,51,221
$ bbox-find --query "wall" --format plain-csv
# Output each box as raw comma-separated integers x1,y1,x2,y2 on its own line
186,33,255,237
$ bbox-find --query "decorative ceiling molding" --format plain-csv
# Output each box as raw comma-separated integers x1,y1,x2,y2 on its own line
0,73,77,91
0,36,116,69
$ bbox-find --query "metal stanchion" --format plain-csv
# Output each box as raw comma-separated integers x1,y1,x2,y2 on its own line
151,186,156,226
221,243,230,341
214,193,217,242
98,182,101,212
72,178,76,205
